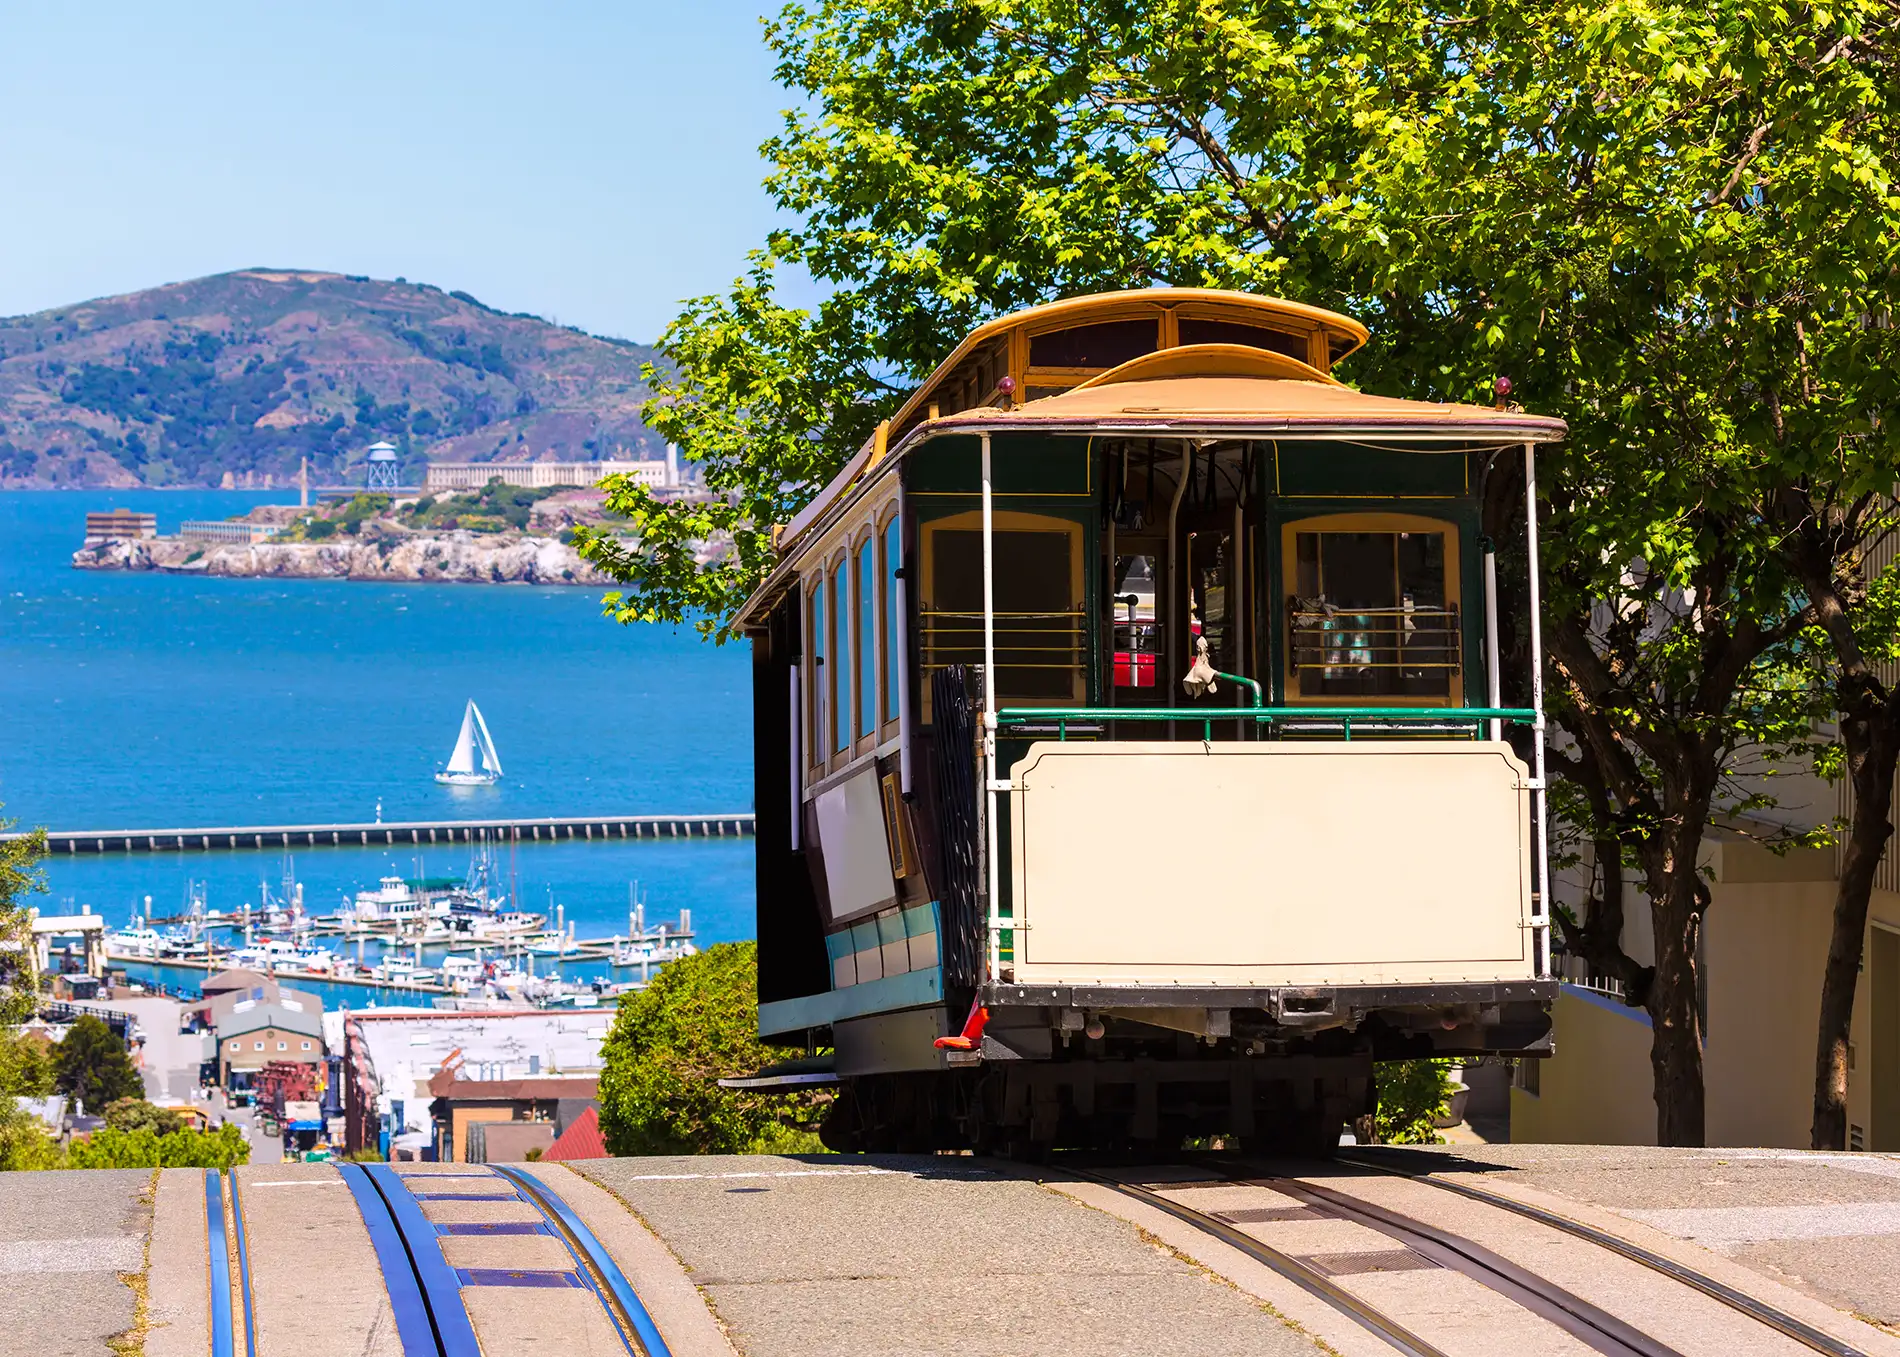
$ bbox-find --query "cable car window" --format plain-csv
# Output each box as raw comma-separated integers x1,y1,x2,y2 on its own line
831,564,852,753
809,584,827,762
857,538,877,740
1112,554,1158,689
1290,530,1456,697
1176,318,1306,360
883,517,901,727
1028,319,1157,369
921,516,1083,707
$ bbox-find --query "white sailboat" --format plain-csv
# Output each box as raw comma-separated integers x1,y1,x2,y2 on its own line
435,699,503,786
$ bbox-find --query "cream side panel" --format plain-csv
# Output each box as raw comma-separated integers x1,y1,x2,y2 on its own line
1008,741,1531,986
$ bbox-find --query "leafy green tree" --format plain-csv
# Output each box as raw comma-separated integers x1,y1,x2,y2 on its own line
0,808,47,1025
598,942,828,1155
0,1030,60,1172
53,1015,144,1115
103,1098,186,1136
583,0,1900,1145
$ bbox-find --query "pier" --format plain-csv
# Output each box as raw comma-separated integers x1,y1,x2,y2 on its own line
8,811,754,855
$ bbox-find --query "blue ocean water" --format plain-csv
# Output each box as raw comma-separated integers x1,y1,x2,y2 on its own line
0,490,757,971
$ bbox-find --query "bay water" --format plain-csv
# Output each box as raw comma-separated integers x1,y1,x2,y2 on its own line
0,490,756,1005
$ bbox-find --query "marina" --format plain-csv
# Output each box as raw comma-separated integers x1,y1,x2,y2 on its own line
50,854,701,1011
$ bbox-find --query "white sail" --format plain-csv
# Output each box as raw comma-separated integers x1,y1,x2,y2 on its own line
445,702,479,775
470,701,504,776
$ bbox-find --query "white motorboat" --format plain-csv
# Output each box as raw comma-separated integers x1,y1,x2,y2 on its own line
348,876,444,926
372,955,438,987
435,700,503,786
106,926,165,958
453,910,545,941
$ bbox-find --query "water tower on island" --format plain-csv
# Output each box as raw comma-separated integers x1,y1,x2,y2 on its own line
363,440,400,492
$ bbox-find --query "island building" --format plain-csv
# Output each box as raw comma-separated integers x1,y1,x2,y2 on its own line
423,446,685,495
341,1009,609,1162
83,509,157,540
364,440,401,492
176,518,284,545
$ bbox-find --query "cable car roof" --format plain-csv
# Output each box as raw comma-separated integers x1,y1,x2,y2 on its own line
928,345,1566,442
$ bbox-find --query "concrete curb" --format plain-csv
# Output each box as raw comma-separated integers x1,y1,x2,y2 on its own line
146,1168,209,1357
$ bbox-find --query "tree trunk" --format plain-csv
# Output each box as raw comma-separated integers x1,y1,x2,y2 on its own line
1811,683,1900,1149
1646,819,1708,1146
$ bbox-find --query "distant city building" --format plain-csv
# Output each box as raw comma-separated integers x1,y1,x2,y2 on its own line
342,1009,610,1160
84,509,157,541
364,440,401,492
423,455,677,495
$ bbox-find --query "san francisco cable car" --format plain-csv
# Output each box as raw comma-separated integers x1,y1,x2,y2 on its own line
732,289,1562,1153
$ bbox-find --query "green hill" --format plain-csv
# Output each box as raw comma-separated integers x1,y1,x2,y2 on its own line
0,269,664,487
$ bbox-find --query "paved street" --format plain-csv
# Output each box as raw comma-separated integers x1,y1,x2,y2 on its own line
88,996,202,1104
0,1170,150,1357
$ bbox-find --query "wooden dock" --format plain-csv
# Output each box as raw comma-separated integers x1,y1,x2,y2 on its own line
11,812,754,855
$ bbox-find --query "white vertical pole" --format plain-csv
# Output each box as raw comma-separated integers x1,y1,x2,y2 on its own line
982,433,1002,984
1524,442,1550,980
1483,546,1502,741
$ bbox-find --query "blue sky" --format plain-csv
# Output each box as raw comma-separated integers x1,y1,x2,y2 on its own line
0,2,800,343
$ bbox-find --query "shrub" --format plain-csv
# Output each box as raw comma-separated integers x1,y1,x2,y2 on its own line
66,1122,249,1170
597,942,828,1155
1373,1059,1458,1145
104,1097,186,1135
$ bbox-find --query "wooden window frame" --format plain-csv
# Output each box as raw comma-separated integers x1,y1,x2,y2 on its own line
805,578,827,776
851,528,878,754
1278,510,1463,708
829,553,852,763
878,509,903,738
918,508,1087,720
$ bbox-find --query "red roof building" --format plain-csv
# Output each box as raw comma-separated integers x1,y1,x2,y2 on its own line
543,1104,608,1162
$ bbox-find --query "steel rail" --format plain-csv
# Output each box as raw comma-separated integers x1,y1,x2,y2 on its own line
1252,1171,1683,1357
1060,1164,1450,1357
361,1165,486,1356
227,1173,260,1357
1336,1150,1872,1357
337,1165,446,1357
204,1171,235,1357
494,1165,673,1357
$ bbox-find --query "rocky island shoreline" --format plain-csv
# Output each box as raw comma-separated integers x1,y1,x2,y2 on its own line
72,481,629,586
73,528,607,585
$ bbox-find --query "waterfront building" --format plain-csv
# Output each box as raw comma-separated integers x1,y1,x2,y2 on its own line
422,456,673,494
214,993,326,1098
84,509,157,540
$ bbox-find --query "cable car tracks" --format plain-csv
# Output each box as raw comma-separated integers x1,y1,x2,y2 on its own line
1067,1157,1876,1357
204,1165,671,1357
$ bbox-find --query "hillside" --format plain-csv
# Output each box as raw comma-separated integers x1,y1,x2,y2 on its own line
0,269,664,487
